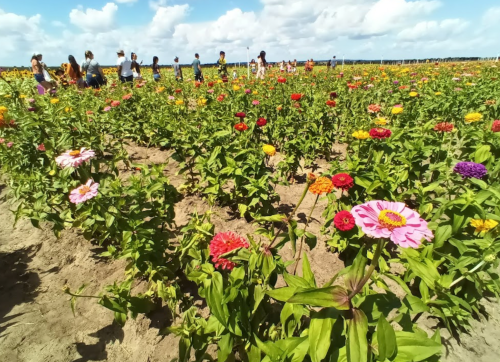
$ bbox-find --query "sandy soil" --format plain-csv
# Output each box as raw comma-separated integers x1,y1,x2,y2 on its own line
1,143,499,361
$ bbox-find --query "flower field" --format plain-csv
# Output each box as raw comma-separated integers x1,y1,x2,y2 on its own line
1,62,500,362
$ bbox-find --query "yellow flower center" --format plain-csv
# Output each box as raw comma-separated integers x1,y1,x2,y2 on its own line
79,185,91,195
379,210,406,230
69,150,81,156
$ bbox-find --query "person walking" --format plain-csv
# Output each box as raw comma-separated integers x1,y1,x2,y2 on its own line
152,56,161,82
256,51,267,80
250,59,256,74
332,56,337,71
131,52,142,80
66,55,85,88
81,50,105,89
31,54,52,91
192,53,203,82
173,56,183,81
293,59,297,73
217,51,228,80
116,50,133,83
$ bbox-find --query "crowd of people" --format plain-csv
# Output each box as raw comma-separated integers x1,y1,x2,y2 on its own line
30,50,338,92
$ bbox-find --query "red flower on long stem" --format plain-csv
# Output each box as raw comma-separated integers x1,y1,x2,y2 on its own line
334,211,356,231
256,118,267,127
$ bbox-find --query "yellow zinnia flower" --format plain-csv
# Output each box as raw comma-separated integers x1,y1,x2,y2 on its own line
233,85,241,91
464,113,482,123
435,92,442,96
262,144,276,156
392,107,404,115
352,130,370,140
470,219,498,233
375,118,388,126
217,79,223,84
253,91,258,95
65,107,72,113
0,106,7,114
51,98,59,104
20,94,26,99
197,98,207,106
175,100,184,105
409,92,418,97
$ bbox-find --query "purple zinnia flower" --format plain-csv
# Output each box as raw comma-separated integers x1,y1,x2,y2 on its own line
453,162,487,179
393,80,399,85
28,107,36,112
245,89,251,94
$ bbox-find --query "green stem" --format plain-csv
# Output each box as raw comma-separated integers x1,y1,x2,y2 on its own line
268,180,310,248
293,194,319,275
348,239,385,300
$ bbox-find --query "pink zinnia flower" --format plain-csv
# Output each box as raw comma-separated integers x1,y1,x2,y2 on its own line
111,101,120,107
86,110,94,115
245,89,252,94
103,106,111,112
252,100,260,105
368,104,381,113
207,89,214,94
351,201,433,248
69,179,99,204
0,138,4,144
55,148,95,168
209,231,249,270
6,142,13,148
37,143,46,151
122,94,132,100
168,96,175,100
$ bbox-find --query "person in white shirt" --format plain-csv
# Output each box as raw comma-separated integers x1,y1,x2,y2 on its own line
116,49,133,83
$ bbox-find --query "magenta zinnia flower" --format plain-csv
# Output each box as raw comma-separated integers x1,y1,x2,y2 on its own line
351,201,433,248
69,179,99,204
55,148,95,168
209,231,249,270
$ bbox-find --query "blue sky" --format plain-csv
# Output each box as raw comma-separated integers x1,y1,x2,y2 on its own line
1,0,499,66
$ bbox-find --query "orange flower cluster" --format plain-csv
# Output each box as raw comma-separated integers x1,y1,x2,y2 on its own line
309,177,334,195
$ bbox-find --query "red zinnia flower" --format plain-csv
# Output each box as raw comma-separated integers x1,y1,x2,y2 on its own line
195,81,202,88
234,123,248,131
111,101,120,107
217,94,226,102
175,89,182,93
86,111,93,115
330,92,338,99
209,231,249,270
235,112,246,119
332,173,354,191
369,128,392,139
334,211,356,231
256,118,267,127
291,93,302,101
37,143,46,151
208,82,214,87
434,122,454,133
326,100,336,107
277,77,287,84
491,120,500,132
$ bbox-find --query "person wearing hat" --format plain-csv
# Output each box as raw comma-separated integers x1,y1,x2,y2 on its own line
217,51,228,79
173,56,183,81
116,49,133,83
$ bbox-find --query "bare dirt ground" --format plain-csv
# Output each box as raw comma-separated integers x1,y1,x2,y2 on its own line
1,143,500,361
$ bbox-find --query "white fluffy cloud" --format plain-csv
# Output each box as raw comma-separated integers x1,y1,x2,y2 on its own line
115,0,138,3
69,2,118,32
0,1,499,67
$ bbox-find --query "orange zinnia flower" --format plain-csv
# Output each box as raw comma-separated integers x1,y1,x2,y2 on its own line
309,177,334,195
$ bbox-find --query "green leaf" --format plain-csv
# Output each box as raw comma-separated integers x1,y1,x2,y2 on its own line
204,272,228,326
218,333,234,362
238,203,248,217
253,334,284,361
394,331,441,362
99,296,127,314
402,295,429,314
377,317,397,361
289,223,297,254
404,254,440,290
287,286,349,310
309,308,339,362
267,287,298,302
347,309,368,362
345,248,367,292
105,213,115,228
114,311,127,326
301,253,316,287
253,214,287,223
474,144,491,164
179,337,192,362
433,223,452,249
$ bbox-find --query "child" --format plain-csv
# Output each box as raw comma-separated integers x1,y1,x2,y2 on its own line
233,69,238,80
